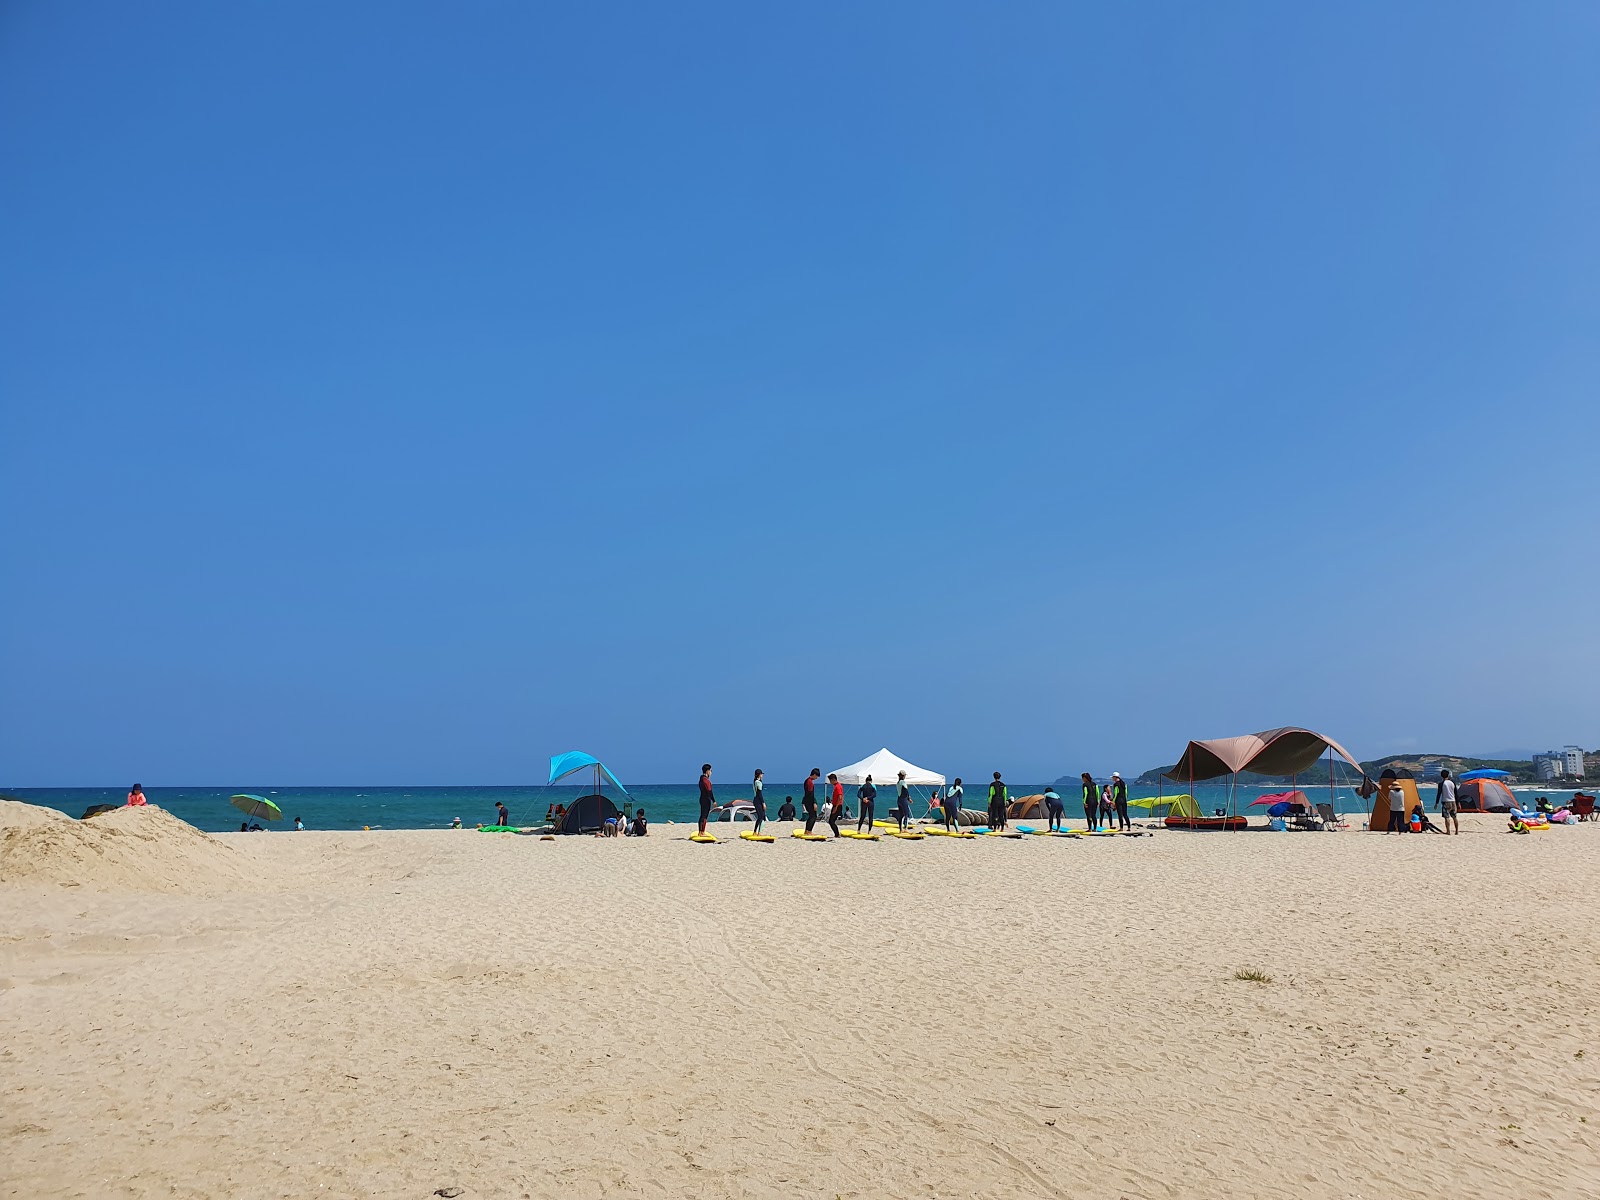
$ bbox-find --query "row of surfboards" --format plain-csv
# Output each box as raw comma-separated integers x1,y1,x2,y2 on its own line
687,823,1150,843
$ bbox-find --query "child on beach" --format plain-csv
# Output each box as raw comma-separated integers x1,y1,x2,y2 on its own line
126,784,148,807
630,808,648,836
1099,784,1115,830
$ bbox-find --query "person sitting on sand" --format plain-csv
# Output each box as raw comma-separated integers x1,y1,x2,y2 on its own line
944,778,962,830
495,801,510,827
127,783,148,807
777,796,796,822
451,816,462,828
553,804,567,828
630,808,648,837
893,771,912,831
240,821,250,832
294,815,304,830
1043,786,1064,832
856,775,877,832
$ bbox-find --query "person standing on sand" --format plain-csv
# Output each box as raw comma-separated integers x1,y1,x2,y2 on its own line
1437,769,1460,836
857,775,877,832
944,778,963,830
698,764,715,835
803,769,822,834
1043,785,1064,832
1385,778,1406,834
988,773,1008,830
1081,773,1098,831
752,769,767,834
1099,783,1115,830
1112,771,1130,831
894,771,912,831
827,773,844,837
495,801,510,827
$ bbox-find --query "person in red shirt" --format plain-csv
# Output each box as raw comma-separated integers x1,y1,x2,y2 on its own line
827,773,843,837
698,764,714,834
126,783,148,807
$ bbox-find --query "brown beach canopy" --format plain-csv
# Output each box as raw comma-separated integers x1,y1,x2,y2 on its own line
1161,727,1364,782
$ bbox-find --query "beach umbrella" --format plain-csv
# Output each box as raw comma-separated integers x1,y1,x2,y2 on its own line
1457,768,1510,782
230,794,282,823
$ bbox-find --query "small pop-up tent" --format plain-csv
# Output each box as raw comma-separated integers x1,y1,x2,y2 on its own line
1366,772,1423,830
558,793,621,834
1457,778,1515,812
827,748,944,786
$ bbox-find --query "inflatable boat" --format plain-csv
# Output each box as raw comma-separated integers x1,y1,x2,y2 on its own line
1164,814,1249,831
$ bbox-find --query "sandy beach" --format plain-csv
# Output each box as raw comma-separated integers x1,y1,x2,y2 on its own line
4,804,1599,1199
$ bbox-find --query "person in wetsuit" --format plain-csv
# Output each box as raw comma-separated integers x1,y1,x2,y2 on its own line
777,796,796,821
1112,772,1130,831
944,778,963,830
988,773,1008,830
857,776,877,832
803,768,821,833
827,773,843,836
1081,773,1098,831
894,771,912,831
752,768,767,833
1043,786,1064,832
698,764,714,834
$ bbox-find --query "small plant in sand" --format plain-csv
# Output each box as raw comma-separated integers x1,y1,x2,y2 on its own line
1233,968,1273,984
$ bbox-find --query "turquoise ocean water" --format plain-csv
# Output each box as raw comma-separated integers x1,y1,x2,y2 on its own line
8,781,1586,832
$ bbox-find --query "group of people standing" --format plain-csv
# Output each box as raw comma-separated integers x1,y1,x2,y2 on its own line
695,765,1134,836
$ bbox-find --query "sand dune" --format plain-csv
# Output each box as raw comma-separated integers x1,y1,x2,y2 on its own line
2,814,1599,1198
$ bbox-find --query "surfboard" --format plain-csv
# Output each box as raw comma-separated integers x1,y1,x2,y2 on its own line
925,828,976,838
983,831,1024,838
791,830,829,841
840,830,880,841
739,831,775,843
892,831,925,840
689,833,718,843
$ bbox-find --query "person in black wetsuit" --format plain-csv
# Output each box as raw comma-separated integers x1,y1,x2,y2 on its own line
698,764,714,834
1112,771,1130,831
752,768,767,833
495,801,509,827
857,776,877,832
894,771,912,831
803,769,822,833
943,778,962,830
1081,773,1098,831
1043,786,1064,832
777,796,796,821
988,773,1008,830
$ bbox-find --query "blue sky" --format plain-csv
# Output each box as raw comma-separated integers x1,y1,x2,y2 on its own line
3,2,1597,785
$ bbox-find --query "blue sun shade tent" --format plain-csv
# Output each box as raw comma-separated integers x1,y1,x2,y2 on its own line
1457,768,1510,781
548,751,631,796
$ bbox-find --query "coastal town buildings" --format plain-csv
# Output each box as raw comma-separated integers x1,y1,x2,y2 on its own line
1534,747,1587,780
1565,746,1586,778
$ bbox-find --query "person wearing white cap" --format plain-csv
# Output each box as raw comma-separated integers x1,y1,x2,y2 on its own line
1112,771,1130,831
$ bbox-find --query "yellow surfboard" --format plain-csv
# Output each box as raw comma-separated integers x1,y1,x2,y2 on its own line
840,830,880,841
739,830,775,843
689,833,718,843
892,831,925,840
791,830,829,841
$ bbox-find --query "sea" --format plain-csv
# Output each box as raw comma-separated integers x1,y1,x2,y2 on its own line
7,781,1590,832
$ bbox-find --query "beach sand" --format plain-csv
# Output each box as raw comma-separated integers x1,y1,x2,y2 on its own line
3,806,1599,1198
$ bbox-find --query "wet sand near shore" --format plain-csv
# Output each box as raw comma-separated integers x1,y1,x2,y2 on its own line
3,808,1599,1199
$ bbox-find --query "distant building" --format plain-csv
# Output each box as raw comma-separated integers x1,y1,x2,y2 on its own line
1533,752,1564,781
1565,746,1586,778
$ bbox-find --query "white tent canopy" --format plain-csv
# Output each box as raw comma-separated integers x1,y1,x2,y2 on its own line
828,748,945,787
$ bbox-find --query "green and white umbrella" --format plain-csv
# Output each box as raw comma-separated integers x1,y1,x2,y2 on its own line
230,794,282,823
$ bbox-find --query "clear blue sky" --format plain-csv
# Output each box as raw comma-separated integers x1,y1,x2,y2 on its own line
3,2,1596,786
